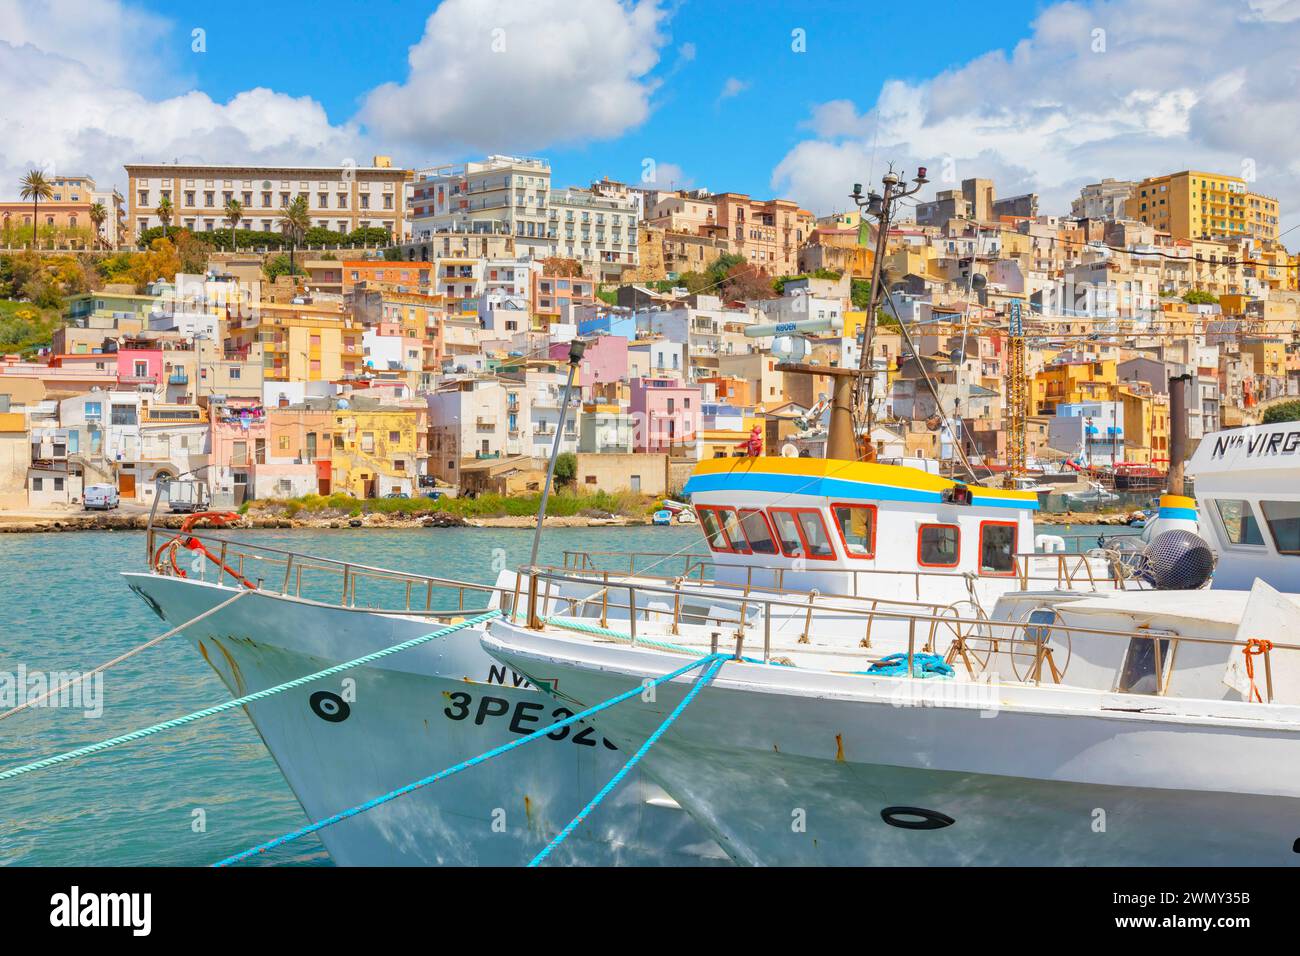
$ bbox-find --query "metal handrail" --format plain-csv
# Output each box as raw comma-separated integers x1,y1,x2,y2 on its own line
520,565,1293,703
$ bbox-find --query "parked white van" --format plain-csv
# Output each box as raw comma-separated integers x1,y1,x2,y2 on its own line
83,484,120,510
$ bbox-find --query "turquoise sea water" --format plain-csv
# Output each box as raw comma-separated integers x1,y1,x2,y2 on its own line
0,523,1130,866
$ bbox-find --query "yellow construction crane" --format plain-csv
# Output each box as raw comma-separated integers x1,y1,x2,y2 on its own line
1004,299,1027,485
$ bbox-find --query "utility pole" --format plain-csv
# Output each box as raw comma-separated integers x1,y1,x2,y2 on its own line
850,166,928,458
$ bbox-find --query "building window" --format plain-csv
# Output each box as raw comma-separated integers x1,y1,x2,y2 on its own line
32,477,43,491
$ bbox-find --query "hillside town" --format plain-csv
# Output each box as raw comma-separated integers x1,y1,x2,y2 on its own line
1,156,1298,516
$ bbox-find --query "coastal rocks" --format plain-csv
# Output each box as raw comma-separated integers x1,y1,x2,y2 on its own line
420,512,467,528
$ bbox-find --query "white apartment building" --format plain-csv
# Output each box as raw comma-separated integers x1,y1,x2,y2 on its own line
409,155,552,256
125,157,409,241
1071,179,1137,221
548,182,639,281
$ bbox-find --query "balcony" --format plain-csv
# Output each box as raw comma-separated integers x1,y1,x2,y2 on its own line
168,371,189,385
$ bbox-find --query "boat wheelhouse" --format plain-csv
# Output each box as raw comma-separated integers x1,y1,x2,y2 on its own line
1188,422,1300,592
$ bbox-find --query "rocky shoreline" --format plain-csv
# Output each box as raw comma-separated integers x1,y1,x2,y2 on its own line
0,507,1141,533
0,510,659,533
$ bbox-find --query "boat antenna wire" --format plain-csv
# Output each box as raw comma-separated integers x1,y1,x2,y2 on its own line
528,339,586,571
213,651,729,866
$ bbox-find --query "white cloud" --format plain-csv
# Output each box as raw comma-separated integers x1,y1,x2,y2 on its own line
642,161,692,190
361,0,672,154
771,0,1300,238
717,77,749,104
0,0,371,195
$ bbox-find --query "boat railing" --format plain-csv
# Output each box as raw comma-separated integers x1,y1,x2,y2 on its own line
517,565,1296,703
565,548,1137,598
147,527,505,617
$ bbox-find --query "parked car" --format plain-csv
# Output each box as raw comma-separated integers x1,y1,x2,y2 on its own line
424,490,445,501
384,491,409,499
84,484,120,511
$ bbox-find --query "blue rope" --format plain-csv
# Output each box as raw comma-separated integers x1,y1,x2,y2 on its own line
528,654,725,866
0,609,502,783
213,652,727,866
862,652,954,679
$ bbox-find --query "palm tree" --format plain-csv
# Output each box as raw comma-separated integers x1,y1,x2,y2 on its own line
156,196,174,243
89,202,107,249
19,170,53,250
277,194,310,277
224,198,243,252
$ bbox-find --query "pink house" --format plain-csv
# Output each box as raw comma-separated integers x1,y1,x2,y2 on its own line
549,335,628,388
115,345,163,386
629,376,700,454
209,398,269,504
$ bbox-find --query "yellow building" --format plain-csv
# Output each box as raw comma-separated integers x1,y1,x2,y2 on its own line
1127,170,1280,242
1031,359,1118,415
330,406,422,498
1239,338,1286,379
226,300,364,382
1119,387,1169,466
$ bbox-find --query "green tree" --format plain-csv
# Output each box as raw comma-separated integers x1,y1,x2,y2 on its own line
19,170,53,250
88,202,108,248
1262,399,1300,424
224,198,243,252
156,196,174,242
278,194,310,276
1183,289,1218,305
554,452,577,485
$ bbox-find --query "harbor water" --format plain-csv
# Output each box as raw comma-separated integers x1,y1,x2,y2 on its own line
0,523,1134,866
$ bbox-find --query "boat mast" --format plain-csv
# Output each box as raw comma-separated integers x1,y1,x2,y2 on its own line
851,166,928,460
528,339,586,571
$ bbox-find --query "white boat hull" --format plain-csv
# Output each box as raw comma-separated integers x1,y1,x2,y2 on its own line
122,573,725,866
484,621,1300,866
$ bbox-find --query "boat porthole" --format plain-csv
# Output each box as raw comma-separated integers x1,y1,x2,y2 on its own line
309,691,351,723
880,806,955,830
1293,838,1300,854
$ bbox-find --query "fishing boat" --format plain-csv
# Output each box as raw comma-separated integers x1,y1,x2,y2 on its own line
1063,479,1120,507
483,421,1300,866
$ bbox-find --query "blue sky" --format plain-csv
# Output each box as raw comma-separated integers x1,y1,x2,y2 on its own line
126,0,1046,196
3,0,1299,234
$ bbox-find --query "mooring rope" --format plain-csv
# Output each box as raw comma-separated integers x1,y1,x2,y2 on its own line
0,609,502,783
213,651,729,867
0,590,252,724
528,653,725,866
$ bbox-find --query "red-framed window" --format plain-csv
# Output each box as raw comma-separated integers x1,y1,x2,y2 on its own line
978,520,1018,576
917,523,960,568
830,502,877,559
769,507,838,561
697,506,728,552
716,507,751,555
696,505,750,554
737,508,779,555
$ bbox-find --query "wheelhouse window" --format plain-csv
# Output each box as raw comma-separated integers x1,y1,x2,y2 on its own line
717,507,751,554
1261,500,1300,555
1213,498,1264,546
698,506,727,552
769,508,836,560
769,509,804,557
918,523,960,567
738,509,778,555
979,521,1017,575
831,503,876,558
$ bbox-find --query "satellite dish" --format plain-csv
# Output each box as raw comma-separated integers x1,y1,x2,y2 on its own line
949,347,964,365
781,443,800,458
